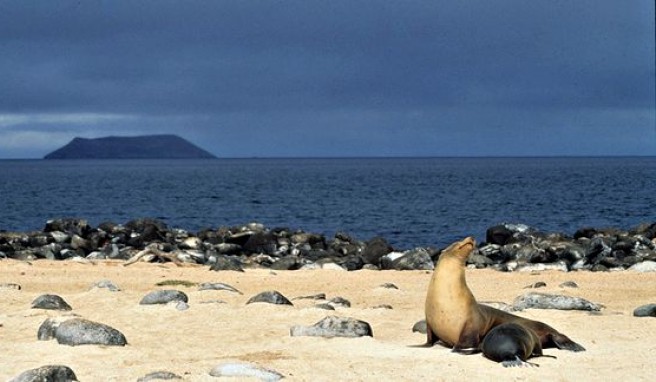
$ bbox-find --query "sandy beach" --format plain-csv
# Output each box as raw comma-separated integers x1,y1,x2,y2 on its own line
1,259,655,381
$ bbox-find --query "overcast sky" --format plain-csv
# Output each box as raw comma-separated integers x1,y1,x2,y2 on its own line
0,0,654,158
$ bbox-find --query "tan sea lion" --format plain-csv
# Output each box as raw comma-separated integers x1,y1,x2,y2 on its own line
425,237,585,354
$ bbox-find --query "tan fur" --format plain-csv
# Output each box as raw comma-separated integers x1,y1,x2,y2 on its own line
424,237,585,353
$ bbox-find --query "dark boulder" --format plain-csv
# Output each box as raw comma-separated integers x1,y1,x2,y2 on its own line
209,255,245,272
246,290,293,306
31,294,72,311
44,218,90,237
633,304,656,317
361,237,393,265
486,224,515,245
243,232,277,255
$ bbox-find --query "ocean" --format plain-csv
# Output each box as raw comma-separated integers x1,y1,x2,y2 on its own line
1,157,654,249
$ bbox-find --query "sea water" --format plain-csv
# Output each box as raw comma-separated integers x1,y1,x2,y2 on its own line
1,157,654,249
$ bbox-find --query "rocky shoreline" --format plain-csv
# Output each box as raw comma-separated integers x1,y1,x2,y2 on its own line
1,218,655,272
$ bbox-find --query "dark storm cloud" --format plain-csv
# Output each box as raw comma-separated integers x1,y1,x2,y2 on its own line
0,0,653,157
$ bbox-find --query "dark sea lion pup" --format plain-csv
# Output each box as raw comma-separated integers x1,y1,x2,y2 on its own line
480,322,556,367
425,237,585,356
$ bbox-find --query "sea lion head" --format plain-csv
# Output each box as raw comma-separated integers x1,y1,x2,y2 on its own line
439,236,476,263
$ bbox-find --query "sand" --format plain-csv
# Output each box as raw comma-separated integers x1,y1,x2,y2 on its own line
1,259,655,381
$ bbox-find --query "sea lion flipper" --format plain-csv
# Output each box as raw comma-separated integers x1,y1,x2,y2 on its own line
502,356,539,368
451,324,481,355
551,334,586,352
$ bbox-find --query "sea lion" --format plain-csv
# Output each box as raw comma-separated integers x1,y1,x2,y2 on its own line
481,322,554,367
425,237,585,354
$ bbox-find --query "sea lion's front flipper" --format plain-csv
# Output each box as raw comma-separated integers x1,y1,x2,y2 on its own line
451,325,481,355
552,334,586,352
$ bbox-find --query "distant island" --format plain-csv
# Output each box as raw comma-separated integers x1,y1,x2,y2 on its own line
43,135,217,159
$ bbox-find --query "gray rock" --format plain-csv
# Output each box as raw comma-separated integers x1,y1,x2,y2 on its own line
412,320,427,334
91,279,121,292
246,290,293,306
37,317,70,341
386,248,434,270
293,293,326,300
372,304,393,310
523,281,547,289
633,303,656,317
137,371,183,381
290,316,373,338
175,301,189,311
314,303,336,310
361,237,393,265
9,365,78,382
629,260,656,272
209,362,284,381
51,318,127,346
513,292,603,311
328,296,351,308
140,290,189,305
559,281,579,288
198,282,242,294
208,255,244,272
31,294,72,311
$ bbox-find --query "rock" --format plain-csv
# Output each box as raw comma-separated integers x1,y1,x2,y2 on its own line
378,283,399,290
328,296,351,308
0,282,21,290
137,371,183,381
629,260,656,272
383,248,434,270
179,237,202,250
209,362,284,381
270,256,303,270
243,232,278,255
486,224,515,245
175,301,189,311
372,304,393,309
198,282,242,294
467,252,494,268
246,291,293,306
559,281,579,288
412,320,427,334
361,237,393,265
314,303,336,310
31,294,72,311
293,293,326,300
140,290,189,305
9,365,78,382
633,304,656,317
38,317,71,341
290,316,373,338
513,292,603,311
523,281,547,289
208,255,244,272
91,280,121,292
50,318,127,346
44,218,90,237
509,261,569,272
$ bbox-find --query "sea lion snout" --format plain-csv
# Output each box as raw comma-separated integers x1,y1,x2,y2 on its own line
458,237,476,250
